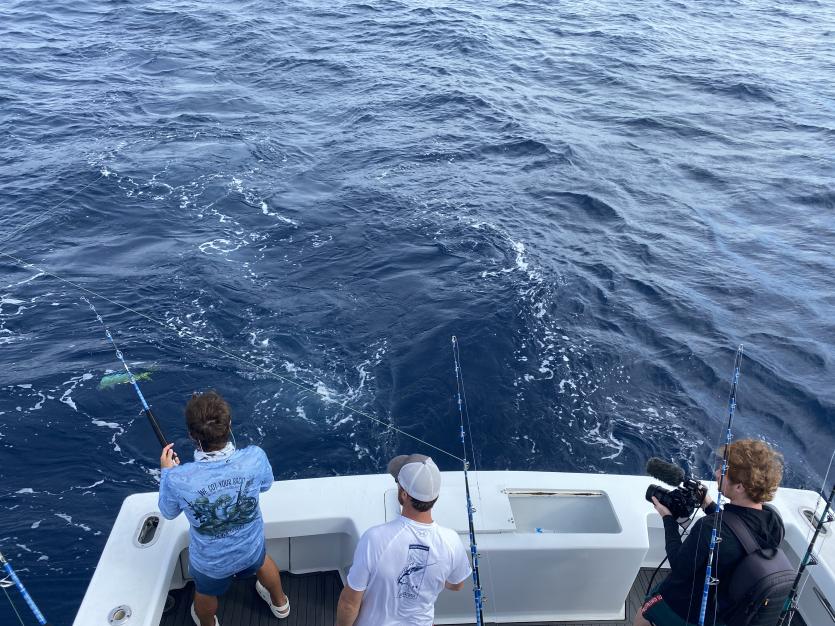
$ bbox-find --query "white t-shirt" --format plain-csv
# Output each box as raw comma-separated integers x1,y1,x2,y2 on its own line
347,515,472,626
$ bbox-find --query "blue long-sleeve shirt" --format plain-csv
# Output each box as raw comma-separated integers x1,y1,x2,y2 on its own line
159,446,274,578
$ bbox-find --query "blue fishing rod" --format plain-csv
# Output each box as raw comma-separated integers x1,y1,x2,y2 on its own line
0,550,50,625
82,297,169,447
698,344,744,626
451,336,484,626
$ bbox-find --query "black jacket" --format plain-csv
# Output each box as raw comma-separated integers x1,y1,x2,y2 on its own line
657,502,785,625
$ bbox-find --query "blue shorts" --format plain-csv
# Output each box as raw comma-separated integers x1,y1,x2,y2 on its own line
191,545,267,596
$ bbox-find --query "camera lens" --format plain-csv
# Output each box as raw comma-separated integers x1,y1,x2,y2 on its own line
646,484,669,503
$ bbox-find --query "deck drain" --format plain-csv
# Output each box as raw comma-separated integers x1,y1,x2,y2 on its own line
108,605,132,625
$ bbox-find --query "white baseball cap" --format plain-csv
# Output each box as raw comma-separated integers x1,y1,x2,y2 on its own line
388,454,442,502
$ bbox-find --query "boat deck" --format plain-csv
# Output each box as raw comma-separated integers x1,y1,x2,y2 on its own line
159,568,807,626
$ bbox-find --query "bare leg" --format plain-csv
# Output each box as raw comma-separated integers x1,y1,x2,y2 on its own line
193,591,218,626
632,607,654,626
256,555,288,606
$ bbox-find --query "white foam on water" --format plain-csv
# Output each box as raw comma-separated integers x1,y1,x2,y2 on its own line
54,513,93,533
60,391,77,411
311,233,333,248
315,381,340,404
16,488,34,494
3,271,45,289
261,201,298,225
584,420,625,461
59,372,94,412
198,238,243,255
76,479,105,491
31,520,41,529
248,331,269,348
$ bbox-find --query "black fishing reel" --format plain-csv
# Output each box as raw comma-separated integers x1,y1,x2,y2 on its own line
645,457,707,520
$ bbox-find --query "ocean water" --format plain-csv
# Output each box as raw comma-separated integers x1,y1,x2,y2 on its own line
1,0,834,623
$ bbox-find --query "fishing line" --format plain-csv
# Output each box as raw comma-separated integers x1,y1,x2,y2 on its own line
82,297,168,447
0,249,463,463
0,171,106,248
1,584,26,626
0,550,50,626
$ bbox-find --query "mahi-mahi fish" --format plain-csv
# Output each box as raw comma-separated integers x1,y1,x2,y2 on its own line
98,369,154,390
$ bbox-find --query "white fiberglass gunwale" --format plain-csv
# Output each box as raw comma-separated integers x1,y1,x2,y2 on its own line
73,471,835,626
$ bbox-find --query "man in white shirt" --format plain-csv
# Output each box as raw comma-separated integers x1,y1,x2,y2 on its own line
336,454,472,626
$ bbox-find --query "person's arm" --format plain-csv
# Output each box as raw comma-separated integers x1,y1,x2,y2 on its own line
702,496,718,516
258,447,274,493
336,586,364,626
652,495,706,570
338,531,372,625
158,444,183,520
444,533,473,592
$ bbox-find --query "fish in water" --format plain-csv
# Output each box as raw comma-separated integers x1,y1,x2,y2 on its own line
98,370,153,390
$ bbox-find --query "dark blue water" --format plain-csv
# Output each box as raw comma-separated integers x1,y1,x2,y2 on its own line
2,0,834,623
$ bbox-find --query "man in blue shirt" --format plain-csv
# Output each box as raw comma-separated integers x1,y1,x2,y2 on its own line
159,391,290,626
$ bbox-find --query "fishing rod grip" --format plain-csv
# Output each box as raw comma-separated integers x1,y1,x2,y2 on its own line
144,407,169,447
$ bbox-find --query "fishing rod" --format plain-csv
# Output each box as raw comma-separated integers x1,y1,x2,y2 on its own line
82,297,169,447
698,344,744,626
2,251,464,462
775,482,835,626
451,336,484,626
0,550,50,626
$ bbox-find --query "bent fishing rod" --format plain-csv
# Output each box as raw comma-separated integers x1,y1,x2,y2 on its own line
698,344,744,626
82,297,169,447
0,550,50,626
775,482,835,626
451,336,485,626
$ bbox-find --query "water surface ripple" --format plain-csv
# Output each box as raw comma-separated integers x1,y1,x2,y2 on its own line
1,1,834,622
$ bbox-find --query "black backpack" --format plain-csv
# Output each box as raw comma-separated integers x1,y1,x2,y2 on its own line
719,509,796,626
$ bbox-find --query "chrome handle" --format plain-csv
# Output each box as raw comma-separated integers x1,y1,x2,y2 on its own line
813,586,835,623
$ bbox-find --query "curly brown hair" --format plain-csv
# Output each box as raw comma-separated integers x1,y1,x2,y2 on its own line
719,439,783,503
186,391,231,451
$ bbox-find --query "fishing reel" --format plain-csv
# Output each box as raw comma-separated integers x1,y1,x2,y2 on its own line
645,457,707,520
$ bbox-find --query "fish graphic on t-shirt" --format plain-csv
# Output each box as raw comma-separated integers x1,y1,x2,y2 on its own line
397,544,432,600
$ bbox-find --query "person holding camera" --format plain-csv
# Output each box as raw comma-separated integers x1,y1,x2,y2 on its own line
634,439,784,626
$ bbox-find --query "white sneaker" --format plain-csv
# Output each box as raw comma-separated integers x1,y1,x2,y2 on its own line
255,580,290,619
190,602,220,626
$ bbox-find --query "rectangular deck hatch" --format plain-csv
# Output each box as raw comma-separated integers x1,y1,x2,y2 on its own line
505,489,621,533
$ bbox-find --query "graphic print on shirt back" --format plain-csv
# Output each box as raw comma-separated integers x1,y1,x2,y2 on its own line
186,477,258,538
397,544,430,600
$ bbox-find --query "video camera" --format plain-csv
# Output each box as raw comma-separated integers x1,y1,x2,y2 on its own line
645,457,707,520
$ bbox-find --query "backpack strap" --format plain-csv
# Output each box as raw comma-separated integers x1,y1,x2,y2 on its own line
720,509,761,555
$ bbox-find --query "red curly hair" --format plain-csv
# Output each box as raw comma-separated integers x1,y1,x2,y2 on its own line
719,439,783,503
